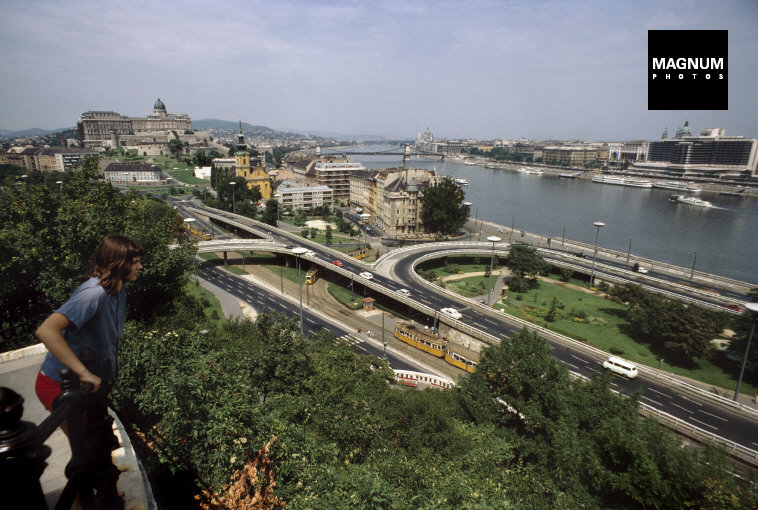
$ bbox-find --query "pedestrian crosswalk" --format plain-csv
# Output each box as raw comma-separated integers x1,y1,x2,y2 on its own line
335,334,363,346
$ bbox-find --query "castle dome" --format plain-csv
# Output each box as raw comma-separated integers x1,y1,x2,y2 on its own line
675,120,691,138
153,98,166,112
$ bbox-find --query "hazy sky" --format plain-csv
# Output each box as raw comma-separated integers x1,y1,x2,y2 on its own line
1,0,756,141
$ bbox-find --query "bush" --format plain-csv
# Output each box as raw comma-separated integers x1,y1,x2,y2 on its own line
509,276,532,293
444,264,461,274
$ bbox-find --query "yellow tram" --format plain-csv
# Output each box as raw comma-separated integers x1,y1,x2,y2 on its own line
393,321,479,373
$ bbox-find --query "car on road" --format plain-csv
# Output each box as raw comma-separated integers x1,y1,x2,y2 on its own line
440,307,462,320
637,267,649,274
304,250,315,257
332,260,343,267
574,252,587,258
602,356,638,379
725,304,744,313
358,272,373,280
397,288,411,296
284,245,295,250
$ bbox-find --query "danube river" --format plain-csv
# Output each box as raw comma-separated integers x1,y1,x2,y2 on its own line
344,149,758,285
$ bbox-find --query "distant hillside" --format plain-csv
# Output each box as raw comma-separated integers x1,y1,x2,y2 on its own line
0,127,73,138
192,119,272,132
193,119,397,142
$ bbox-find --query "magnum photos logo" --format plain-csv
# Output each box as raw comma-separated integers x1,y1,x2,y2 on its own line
648,30,728,110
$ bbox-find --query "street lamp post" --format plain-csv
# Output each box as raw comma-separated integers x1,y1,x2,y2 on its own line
183,218,198,283
55,180,63,192
229,181,236,214
690,251,697,280
274,194,282,226
734,303,758,401
463,202,476,241
486,236,501,306
381,313,387,360
292,247,307,334
589,221,605,288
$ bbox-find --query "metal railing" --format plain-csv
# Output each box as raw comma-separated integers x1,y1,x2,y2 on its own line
0,369,123,509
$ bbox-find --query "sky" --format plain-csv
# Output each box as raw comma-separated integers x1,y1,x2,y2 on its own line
1,0,756,141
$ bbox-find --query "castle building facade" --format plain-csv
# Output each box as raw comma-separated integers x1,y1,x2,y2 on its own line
76,98,193,149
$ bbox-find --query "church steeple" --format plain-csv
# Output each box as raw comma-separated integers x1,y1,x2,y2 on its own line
237,120,246,150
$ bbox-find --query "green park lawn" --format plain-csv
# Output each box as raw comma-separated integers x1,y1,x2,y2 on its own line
472,277,756,396
167,168,208,185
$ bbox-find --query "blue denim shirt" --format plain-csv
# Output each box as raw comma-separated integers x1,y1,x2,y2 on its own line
40,277,126,383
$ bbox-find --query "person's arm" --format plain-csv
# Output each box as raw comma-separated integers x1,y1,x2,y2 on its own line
35,312,102,392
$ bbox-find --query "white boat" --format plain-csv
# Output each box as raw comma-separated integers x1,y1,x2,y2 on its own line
670,194,713,207
484,163,498,169
560,171,581,178
518,167,543,175
454,178,469,186
653,180,701,193
592,175,653,188
463,160,476,166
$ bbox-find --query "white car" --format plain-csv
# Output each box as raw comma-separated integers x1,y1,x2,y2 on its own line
637,267,648,274
440,307,462,320
304,250,315,257
602,356,638,379
358,271,373,280
397,288,411,296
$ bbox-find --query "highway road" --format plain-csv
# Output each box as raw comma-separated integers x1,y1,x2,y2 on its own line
196,262,423,374
177,199,758,458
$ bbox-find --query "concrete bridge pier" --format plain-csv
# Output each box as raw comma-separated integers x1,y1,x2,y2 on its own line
403,144,411,166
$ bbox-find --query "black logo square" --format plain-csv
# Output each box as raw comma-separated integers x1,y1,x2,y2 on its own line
648,30,728,110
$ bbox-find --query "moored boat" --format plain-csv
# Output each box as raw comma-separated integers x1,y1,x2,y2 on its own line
454,177,469,186
560,171,581,178
653,180,701,193
518,167,543,175
592,175,653,188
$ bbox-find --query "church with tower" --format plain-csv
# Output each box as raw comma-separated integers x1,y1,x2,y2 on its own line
234,121,271,199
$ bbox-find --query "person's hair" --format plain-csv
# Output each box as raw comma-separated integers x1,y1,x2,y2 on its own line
89,234,143,294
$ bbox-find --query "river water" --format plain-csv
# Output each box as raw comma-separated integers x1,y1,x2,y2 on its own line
343,148,758,284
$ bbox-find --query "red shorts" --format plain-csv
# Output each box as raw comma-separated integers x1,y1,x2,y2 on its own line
35,370,61,412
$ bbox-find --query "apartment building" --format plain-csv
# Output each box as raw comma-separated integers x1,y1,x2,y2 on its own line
350,167,438,235
275,180,333,210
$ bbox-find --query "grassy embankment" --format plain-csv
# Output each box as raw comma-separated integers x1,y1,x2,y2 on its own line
452,270,756,396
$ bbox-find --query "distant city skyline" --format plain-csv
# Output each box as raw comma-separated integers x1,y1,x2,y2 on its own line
1,0,756,141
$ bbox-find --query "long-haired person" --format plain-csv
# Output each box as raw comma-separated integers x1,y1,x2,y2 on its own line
34,233,143,508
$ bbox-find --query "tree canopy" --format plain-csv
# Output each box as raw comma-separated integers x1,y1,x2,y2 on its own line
0,157,195,349
506,243,549,292
419,177,468,235
608,283,729,363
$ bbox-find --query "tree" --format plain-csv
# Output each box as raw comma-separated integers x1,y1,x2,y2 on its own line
625,290,727,363
168,138,184,156
0,157,194,349
193,150,222,167
507,244,549,292
261,199,279,227
418,177,468,235
325,225,333,246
